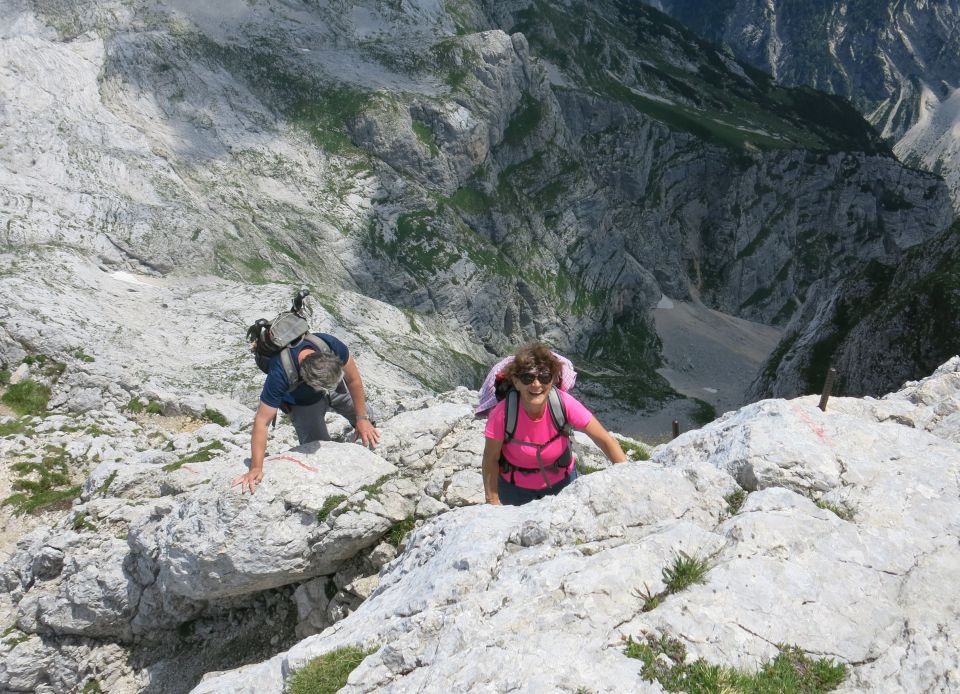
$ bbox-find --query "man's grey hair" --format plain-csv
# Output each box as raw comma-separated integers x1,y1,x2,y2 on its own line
300,351,344,392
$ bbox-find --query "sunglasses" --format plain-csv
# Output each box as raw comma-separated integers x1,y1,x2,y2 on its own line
517,370,554,385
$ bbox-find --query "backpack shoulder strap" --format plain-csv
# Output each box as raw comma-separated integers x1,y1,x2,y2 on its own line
547,389,572,437
279,347,300,392
301,333,333,355
504,389,519,442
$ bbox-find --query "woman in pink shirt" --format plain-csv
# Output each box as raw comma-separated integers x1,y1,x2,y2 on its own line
482,343,628,506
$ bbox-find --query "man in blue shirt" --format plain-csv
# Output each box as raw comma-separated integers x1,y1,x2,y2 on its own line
233,332,380,493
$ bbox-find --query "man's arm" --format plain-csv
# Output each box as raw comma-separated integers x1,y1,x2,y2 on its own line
341,355,380,448
232,401,278,493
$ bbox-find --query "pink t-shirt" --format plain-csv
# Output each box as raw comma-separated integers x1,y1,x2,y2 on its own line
485,390,594,489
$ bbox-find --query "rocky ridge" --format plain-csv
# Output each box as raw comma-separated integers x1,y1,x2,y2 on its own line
187,357,960,694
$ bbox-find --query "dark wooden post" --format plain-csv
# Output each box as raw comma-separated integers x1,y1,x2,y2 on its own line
818,368,837,412
672,420,680,439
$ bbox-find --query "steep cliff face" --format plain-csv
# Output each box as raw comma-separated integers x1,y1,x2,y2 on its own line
0,0,953,414
750,219,960,399
648,0,960,206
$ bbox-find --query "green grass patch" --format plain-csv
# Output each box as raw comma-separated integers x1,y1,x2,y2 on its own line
292,84,373,154
73,349,95,363
202,408,229,427
691,398,717,426
318,494,347,523
72,511,97,532
1,626,31,648
637,551,711,612
626,634,846,693
0,417,31,437
81,680,104,694
725,489,747,515
0,368,10,385
360,475,392,498
815,499,854,521
96,470,118,496
288,646,376,694
4,446,81,514
163,441,226,472
446,187,494,215
1,380,51,416
128,398,164,415
615,436,650,461
267,237,304,264
385,515,416,548
576,460,602,475
411,119,439,156
662,551,710,593
503,94,544,146
241,256,270,283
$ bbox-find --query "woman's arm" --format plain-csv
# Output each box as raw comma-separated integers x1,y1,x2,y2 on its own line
482,437,504,505
580,417,628,464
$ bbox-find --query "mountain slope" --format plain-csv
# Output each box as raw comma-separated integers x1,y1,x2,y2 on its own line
750,219,960,399
0,0,953,422
648,0,960,207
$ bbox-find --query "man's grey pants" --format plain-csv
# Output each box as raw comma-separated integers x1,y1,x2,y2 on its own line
287,381,363,445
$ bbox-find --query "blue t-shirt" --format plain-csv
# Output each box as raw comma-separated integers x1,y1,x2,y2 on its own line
259,333,349,408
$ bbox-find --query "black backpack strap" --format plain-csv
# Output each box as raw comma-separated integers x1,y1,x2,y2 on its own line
504,389,519,442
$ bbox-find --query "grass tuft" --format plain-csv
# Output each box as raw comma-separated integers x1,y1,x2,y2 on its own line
636,551,711,612
725,489,747,515
163,441,226,472
385,516,416,548
318,494,347,522
72,511,97,532
288,646,375,694
0,417,31,437
202,408,229,427
96,471,119,496
615,435,650,461
576,460,602,475
662,551,710,593
73,349,95,363
3,446,81,514
625,634,846,693
1,380,51,416
815,499,854,521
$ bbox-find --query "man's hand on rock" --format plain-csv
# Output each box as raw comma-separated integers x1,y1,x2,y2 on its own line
355,418,380,449
231,469,263,494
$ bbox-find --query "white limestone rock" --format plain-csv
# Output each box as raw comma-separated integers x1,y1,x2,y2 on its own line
442,469,484,507
135,442,399,601
192,362,960,694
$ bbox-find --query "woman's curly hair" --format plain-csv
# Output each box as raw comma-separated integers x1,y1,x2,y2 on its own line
501,342,562,382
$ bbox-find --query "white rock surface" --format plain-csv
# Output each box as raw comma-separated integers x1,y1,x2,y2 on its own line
192,361,960,694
